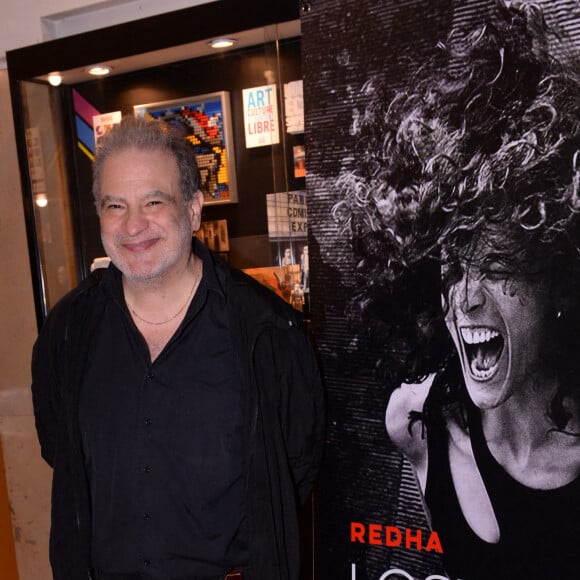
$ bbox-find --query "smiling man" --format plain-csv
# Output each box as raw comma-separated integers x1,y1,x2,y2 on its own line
31,116,324,580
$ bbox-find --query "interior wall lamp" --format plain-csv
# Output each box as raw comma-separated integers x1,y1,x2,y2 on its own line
35,194,48,208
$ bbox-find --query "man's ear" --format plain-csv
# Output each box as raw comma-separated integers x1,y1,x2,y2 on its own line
189,189,204,232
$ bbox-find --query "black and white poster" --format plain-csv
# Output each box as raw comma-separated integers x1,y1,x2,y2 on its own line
303,1,580,578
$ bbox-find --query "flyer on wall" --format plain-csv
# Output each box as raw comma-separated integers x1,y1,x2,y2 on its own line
303,1,580,579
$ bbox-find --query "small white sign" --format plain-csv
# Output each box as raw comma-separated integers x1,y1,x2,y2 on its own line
284,80,304,134
242,84,280,148
93,111,122,147
266,191,308,240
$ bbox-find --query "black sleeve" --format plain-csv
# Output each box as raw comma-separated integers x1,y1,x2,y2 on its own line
30,306,67,468
277,323,325,505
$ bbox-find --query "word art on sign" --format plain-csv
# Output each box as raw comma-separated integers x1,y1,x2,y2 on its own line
243,84,280,148
266,191,308,240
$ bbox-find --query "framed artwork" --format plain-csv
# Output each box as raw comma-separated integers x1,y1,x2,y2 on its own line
134,92,238,205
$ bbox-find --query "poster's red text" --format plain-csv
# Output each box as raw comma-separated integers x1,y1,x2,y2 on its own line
350,521,443,553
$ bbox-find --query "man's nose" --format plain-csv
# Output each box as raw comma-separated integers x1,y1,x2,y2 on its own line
124,207,148,236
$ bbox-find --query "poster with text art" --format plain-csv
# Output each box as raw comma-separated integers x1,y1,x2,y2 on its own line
242,84,280,148
303,1,580,579
134,92,238,205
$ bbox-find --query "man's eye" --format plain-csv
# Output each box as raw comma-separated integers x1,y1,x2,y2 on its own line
105,203,123,210
147,200,163,206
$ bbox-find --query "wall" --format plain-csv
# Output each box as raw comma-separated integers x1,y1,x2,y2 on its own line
0,69,52,579
0,5,97,578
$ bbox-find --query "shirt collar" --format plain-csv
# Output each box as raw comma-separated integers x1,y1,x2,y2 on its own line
192,237,225,299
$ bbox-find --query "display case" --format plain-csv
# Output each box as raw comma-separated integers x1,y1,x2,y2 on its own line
7,0,309,328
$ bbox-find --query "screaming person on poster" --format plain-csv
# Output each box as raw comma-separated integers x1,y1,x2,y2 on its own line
333,2,580,579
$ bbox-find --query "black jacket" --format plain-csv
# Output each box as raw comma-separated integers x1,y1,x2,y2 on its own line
32,248,324,580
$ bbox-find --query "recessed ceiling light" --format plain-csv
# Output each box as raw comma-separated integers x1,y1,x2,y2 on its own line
209,38,236,49
47,72,62,87
86,64,113,76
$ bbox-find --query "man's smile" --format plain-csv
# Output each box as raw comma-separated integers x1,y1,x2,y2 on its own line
122,238,159,252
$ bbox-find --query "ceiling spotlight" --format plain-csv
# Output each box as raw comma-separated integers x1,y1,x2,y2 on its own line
209,38,236,49
47,72,62,87
86,64,112,76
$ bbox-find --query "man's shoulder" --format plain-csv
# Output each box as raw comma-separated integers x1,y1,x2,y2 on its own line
215,257,300,326
42,268,107,330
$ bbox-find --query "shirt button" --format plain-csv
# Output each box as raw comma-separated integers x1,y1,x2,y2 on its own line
146,373,154,380
144,559,150,567
143,513,150,521
144,418,152,426
143,465,151,473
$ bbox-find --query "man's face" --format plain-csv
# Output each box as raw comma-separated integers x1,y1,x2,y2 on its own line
444,255,550,410
97,147,202,284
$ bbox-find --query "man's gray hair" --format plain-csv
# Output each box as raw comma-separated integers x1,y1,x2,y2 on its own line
92,115,202,209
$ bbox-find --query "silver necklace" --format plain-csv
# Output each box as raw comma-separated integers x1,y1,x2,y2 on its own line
128,270,199,326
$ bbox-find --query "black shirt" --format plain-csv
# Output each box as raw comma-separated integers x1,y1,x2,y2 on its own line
79,244,248,579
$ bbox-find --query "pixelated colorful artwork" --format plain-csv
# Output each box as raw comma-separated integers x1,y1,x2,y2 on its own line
134,92,237,205
73,89,100,160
